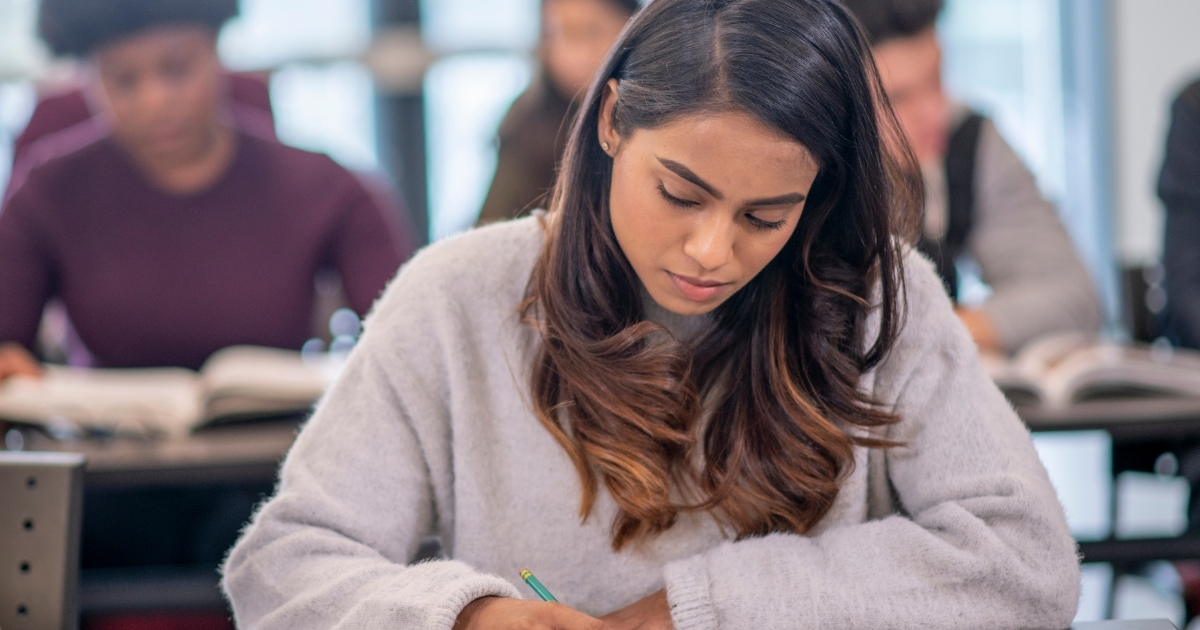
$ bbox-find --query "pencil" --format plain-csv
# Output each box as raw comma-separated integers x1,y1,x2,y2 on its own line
519,568,558,602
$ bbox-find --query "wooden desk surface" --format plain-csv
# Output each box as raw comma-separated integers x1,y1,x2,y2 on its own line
4,396,1199,486
1071,621,1178,629
1020,397,1200,440
10,419,301,489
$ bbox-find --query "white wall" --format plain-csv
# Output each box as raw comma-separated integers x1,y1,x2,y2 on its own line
1112,0,1200,265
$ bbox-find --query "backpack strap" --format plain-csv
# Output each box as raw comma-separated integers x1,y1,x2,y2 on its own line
917,112,985,301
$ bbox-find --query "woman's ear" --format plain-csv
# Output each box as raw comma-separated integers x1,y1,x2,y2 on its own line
596,78,620,157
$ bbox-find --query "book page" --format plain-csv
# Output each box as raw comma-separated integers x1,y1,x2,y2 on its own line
198,346,335,421
1011,332,1092,380
1044,343,1200,408
981,333,1095,408
0,366,203,438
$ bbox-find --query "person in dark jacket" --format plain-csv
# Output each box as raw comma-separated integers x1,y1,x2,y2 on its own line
1160,78,1200,350
476,0,637,225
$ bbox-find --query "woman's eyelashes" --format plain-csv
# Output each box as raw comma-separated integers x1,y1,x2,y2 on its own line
746,214,788,231
657,182,698,208
656,181,789,231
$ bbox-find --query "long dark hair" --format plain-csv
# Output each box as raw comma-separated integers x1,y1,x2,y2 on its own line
524,0,921,550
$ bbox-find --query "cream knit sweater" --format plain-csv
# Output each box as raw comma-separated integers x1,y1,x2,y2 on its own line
222,217,1080,629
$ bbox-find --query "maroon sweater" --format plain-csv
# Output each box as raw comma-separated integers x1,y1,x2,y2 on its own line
0,122,410,369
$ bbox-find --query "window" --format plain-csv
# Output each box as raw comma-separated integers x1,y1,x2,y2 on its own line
424,54,532,239
0,0,41,194
220,0,377,171
421,0,540,240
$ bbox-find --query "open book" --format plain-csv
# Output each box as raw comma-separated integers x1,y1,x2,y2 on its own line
0,346,340,438
982,334,1200,410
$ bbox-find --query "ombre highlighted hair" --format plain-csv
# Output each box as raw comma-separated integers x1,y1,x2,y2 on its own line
523,0,922,550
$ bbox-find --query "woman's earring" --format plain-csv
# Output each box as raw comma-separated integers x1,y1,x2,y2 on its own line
601,141,610,152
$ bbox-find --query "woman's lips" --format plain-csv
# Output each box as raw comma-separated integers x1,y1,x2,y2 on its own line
667,271,731,302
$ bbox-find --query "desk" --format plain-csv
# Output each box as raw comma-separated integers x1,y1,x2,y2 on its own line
1072,621,1178,629
1021,398,1200,566
1022,398,1200,441
16,419,300,489
2,418,301,617
5,398,1198,618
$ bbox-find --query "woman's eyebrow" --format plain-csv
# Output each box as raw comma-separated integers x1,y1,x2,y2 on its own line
657,158,806,207
746,192,807,207
658,158,723,199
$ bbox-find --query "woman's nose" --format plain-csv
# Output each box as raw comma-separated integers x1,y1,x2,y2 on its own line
683,212,735,271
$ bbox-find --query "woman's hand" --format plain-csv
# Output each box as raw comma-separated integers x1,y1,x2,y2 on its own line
0,342,41,381
453,596,608,630
601,589,674,630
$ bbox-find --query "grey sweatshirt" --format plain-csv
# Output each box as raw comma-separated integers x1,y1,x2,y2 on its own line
924,114,1102,352
222,217,1081,629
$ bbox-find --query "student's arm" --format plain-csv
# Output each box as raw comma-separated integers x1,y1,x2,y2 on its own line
222,249,523,629
658,253,1080,630
329,173,413,316
0,184,55,378
1160,82,1200,349
969,120,1102,352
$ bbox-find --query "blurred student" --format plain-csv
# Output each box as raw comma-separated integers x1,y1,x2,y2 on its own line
843,0,1101,355
1160,78,1200,350
475,0,637,225
0,0,411,380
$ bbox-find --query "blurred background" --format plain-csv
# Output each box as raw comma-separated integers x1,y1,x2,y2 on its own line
3,0,1200,626
2,0,1191,292
0,0,1192,294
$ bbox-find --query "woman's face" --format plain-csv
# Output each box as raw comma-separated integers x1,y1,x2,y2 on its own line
597,80,820,316
93,25,226,168
542,0,630,99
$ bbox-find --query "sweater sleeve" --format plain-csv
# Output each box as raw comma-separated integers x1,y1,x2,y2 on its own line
0,181,56,354
1159,81,1200,349
661,253,1080,630
969,121,1102,352
220,250,520,629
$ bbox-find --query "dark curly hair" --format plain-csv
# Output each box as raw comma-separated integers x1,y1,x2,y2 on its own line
840,0,943,45
39,0,239,57
523,0,921,550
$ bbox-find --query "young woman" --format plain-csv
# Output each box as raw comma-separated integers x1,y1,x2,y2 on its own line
223,0,1080,628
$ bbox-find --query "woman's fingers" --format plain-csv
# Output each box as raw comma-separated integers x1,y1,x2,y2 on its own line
545,601,610,630
600,590,674,630
453,596,609,630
